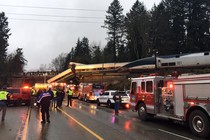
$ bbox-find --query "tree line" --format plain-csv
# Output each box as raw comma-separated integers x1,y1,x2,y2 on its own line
0,0,210,85
0,12,27,86
53,0,210,72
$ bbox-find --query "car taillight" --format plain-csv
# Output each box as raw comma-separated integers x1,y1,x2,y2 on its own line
125,103,130,109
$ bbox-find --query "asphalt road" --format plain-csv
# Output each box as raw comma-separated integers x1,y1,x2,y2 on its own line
0,99,208,140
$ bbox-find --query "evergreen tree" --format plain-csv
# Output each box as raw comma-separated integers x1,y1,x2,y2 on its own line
102,42,114,63
91,44,103,64
7,48,27,74
63,47,75,70
0,12,10,74
73,37,91,64
149,2,171,56
164,0,186,54
125,0,150,60
185,0,210,52
102,0,125,62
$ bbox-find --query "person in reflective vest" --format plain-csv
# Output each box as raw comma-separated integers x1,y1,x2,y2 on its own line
0,87,9,121
30,88,36,108
52,89,57,108
66,88,73,107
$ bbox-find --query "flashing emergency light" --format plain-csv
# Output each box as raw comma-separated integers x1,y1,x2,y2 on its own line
190,102,195,105
167,82,173,89
23,86,30,89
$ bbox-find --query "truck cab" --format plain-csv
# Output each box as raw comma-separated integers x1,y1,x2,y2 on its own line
7,86,31,106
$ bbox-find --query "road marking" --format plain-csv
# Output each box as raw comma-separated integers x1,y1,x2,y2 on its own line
58,108,104,140
158,129,194,140
15,107,31,140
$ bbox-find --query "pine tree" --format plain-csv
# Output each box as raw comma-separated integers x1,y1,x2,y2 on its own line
185,0,210,52
0,12,10,74
125,0,150,60
102,0,125,62
91,45,102,64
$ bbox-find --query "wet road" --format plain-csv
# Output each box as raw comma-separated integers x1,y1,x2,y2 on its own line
0,99,207,140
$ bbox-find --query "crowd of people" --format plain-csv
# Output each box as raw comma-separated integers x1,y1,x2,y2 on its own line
0,86,73,124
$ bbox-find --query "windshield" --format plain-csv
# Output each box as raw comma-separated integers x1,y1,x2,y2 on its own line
7,89,20,94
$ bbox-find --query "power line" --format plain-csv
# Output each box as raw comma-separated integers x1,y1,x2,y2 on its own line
6,12,104,19
0,4,106,12
8,17,104,23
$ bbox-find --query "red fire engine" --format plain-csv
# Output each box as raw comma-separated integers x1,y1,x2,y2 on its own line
130,73,210,138
7,86,31,106
78,83,105,102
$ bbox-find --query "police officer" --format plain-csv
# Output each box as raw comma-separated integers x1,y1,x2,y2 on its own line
37,89,52,123
47,88,54,110
113,91,122,115
0,87,9,121
66,88,73,107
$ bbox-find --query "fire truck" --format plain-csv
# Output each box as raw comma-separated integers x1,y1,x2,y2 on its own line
130,73,210,138
7,86,31,106
78,83,105,102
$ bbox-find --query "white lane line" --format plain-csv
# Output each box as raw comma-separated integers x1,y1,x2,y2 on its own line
158,129,194,140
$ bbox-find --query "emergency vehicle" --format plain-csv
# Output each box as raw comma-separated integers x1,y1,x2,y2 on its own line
130,73,210,138
78,83,105,102
67,84,79,98
7,86,31,106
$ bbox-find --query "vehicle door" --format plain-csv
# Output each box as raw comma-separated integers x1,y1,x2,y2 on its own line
7,88,21,104
100,91,109,103
109,92,115,103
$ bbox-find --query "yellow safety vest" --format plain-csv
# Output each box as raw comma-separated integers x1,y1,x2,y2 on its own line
31,89,36,95
53,90,57,97
0,91,8,100
68,90,73,96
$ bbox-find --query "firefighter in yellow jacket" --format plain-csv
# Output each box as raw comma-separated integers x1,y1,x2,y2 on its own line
66,88,73,107
0,87,9,121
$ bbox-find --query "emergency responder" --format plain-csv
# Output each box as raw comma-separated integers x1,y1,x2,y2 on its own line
56,88,62,108
47,88,54,110
37,89,52,123
36,89,43,109
52,88,57,108
60,88,65,107
0,87,9,121
30,87,36,108
113,92,122,115
66,88,73,107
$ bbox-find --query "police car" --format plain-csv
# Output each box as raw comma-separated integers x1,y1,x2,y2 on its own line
97,90,130,108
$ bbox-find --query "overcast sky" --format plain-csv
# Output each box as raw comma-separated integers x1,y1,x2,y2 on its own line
0,0,161,71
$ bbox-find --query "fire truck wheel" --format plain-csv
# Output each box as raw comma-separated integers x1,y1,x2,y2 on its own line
189,110,210,138
138,103,148,121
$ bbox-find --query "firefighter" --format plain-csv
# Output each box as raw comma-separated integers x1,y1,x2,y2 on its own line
0,87,9,121
66,88,73,107
113,92,122,115
37,89,52,123
30,87,36,108
52,88,57,108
